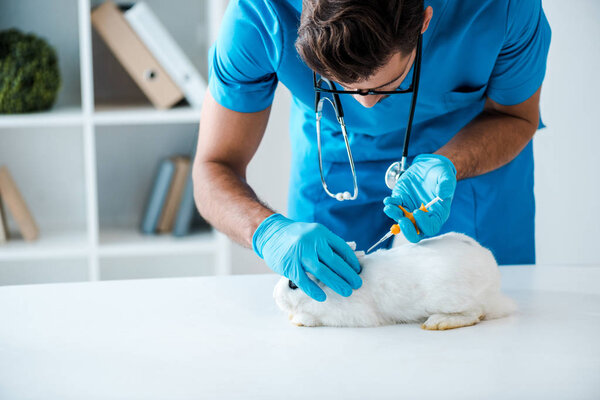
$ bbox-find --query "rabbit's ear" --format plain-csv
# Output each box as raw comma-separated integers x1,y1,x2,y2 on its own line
346,241,357,251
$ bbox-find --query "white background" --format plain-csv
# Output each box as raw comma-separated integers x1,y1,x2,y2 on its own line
232,0,600,273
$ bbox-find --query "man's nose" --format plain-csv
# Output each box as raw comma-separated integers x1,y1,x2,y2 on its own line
353,94,382,108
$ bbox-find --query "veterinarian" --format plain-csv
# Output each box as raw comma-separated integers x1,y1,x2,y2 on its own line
193,0,551,301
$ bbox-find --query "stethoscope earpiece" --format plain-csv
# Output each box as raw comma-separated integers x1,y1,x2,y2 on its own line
334,191,353,201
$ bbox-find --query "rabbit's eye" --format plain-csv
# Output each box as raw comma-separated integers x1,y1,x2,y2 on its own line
288,280,298,290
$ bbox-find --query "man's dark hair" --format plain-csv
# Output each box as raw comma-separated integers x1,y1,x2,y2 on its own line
296,0,424,84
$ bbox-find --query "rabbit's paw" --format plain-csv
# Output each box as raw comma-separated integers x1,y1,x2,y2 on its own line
421,312,483,330
290,313,319,327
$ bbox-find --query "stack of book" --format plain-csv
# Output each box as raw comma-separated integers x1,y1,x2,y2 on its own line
91,0,207,109
141,155,208,236
0,165,39,244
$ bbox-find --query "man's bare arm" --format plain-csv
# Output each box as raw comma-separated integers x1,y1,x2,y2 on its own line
436,87,542,180
193,91,275,248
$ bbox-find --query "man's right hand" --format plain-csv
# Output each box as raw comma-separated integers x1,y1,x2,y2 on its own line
252,214,362,301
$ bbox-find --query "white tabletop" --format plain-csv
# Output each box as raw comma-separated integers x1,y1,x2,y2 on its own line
1,265,599,400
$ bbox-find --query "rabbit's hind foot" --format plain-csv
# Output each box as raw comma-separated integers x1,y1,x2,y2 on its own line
421,312,484,331
290,313,319,327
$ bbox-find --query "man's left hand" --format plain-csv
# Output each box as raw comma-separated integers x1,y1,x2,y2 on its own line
383,154,457,243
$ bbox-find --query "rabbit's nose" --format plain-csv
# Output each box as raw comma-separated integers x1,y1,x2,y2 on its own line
288,280,298,290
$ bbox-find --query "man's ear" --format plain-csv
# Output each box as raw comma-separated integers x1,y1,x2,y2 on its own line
421,6,433,34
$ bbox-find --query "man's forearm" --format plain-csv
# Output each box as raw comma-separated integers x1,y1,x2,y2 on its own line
193,92,275,249
435,91,541,180
193,160,275,248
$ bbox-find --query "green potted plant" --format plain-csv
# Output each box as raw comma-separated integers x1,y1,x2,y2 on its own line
0,28,61,114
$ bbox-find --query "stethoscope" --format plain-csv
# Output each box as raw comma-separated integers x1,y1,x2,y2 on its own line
313,34,422,200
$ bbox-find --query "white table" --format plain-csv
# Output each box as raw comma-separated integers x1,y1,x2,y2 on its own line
1,266,599,400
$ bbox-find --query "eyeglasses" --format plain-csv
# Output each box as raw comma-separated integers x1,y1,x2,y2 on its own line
313,34,423,201
313,59,418,96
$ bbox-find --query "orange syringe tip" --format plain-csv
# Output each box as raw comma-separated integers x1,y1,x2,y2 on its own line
418,203,429,213
391,224,401,235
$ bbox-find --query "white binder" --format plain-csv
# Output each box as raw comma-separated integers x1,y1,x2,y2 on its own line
124,2,208,109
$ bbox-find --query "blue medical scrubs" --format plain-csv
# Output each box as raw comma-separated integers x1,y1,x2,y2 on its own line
208,0,551,264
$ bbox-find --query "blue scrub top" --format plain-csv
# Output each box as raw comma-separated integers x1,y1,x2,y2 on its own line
208,0,551,264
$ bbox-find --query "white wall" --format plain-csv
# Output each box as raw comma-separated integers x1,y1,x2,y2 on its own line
534,0,600,265
231,0,600,274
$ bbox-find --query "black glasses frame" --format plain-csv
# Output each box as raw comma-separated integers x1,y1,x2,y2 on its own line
313,33,422,97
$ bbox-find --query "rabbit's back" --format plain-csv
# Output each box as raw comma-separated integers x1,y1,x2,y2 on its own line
358,233,501,322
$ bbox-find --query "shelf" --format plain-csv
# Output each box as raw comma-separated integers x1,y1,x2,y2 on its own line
93,104,202,125
0,0,231,285
0,104,203,128
0,106,83,128
0,228,89,261
99,252,215,281
98,228,217,257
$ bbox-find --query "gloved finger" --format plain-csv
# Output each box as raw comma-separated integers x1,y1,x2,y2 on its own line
383,196,402,206
325,233,361,274
413,208,443,236
304,258,353,297
318,245,362,289
428,201,449,220
437,177,456,200
296,271,326,302
384,204,406,222
389,190,419,211
398,217,422,243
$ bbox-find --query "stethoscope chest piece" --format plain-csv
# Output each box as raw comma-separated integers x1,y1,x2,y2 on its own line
385,162,401,190
385,157,408,190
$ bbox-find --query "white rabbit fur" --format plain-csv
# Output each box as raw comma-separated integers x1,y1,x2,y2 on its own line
273,232,516,330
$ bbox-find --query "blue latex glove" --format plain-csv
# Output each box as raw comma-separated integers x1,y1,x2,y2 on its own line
383,154,457,243
252,213,362,302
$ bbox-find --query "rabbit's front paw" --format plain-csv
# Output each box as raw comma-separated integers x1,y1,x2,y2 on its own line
421,312,483,330
290,313,319,327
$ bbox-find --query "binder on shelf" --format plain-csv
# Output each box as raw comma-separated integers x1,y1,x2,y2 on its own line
0,166,39,242
173,136,210,237
157,156,190,233
91,0,184,109
0,197,8,244
124,2,207,109
141,158,176,234
172,170,196,237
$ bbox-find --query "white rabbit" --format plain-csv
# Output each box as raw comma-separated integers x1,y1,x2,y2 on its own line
273,232,516,330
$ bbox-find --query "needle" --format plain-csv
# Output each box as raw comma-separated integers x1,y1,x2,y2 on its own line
366,227,399,255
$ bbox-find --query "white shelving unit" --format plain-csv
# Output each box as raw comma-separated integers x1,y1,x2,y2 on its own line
0,0,230,285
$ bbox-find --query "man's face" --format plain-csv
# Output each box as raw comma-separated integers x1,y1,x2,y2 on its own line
339,49,417,108
337,6,433,108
